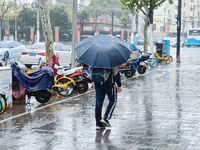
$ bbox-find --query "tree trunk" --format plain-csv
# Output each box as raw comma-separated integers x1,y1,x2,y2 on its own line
149,24,154,54
0,19,2,41
143,18,148,53
38,0,54,64
0,14,5,41
149,3,154,55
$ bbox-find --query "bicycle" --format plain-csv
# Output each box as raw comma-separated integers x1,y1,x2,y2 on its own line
154,49,173,64
138,50,159,68
0,94,7,115
143,53,159,68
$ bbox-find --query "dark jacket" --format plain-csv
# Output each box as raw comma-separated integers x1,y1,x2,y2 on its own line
105,67,121,87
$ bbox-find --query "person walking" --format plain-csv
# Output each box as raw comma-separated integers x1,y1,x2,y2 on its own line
65,35,69,44
94,66,122,130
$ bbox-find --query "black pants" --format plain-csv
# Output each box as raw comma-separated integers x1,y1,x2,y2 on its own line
95,83,117,126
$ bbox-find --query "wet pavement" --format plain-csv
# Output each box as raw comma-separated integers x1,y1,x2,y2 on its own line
1,47,200,149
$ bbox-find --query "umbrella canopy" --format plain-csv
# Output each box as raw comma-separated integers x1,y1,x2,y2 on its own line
63,33,68,36
75,34,131,68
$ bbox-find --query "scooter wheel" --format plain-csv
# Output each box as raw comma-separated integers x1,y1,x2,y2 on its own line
57,83,74,97
138,65,146,74
124,69,136,78
75,81,88,94
35,90,51,103
0,94,7,115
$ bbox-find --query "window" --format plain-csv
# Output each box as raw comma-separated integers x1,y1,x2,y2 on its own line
167,19,171,25
184,3,186,7
189,30,200,36
30,44,45,50
9,43,16,48
190,6,193,11
12,42,21,47
197,21,200,27
55,44,62,51
9,42,20,48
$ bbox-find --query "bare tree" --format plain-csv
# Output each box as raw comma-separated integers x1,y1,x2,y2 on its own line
38,0,54,64
0,0,15,40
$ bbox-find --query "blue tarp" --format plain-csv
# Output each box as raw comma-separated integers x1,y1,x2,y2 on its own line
11,63,55,91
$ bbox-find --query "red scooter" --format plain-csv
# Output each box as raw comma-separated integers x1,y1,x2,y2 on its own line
50,55,92,94
119,53,150,78
64,66,92,94
119,61,136,78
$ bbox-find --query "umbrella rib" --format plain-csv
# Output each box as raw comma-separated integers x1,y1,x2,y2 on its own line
112,43,131,61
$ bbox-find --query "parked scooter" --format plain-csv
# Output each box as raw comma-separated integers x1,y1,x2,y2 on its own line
119,61,136,78
119,53,150,78
54,62,92,94
11,62,54,103
0,93,7,115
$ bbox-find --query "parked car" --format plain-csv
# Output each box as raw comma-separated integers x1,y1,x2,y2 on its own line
0,41,26,60
20,42,71,68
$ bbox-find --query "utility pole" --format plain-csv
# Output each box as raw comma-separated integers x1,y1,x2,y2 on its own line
164,17,165,37
182,20,185,39
111,9,113,35
36,1,39,43
176,0,182,63
95,8,97,31
15,0,17,41
136,13,138,33
131,13,134,42
71,0,77,68
0,18,1,41
192,5,195,28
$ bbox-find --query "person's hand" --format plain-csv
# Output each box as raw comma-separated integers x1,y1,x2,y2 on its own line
117,87,122,93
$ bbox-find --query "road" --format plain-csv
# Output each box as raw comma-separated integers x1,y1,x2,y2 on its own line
1,46,200,149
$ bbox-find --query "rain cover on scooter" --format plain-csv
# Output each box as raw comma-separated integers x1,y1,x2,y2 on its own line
11,63,55,91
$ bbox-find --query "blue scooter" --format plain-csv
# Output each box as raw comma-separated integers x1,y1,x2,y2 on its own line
11,62,55,103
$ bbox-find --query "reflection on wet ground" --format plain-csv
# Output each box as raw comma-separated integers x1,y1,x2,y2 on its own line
1,47,200,149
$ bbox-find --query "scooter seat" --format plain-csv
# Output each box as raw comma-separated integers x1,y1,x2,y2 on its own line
64,66,83,76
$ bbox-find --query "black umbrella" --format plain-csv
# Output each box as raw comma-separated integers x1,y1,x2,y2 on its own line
74,34,131,68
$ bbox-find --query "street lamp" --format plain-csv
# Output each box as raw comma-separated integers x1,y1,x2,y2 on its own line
125,2,137,43
126,2,133,41
31,1,40,43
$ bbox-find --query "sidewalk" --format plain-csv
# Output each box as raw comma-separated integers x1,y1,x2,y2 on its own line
0,47,200,149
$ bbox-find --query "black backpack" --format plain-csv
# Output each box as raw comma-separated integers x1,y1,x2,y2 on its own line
91,68,112,83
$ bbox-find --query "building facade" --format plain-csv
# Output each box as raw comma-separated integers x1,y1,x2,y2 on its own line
139,0,200,37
